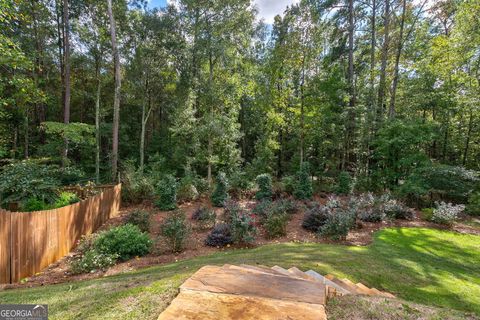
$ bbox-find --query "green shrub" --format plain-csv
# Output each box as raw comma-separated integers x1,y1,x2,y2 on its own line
21,197,50,211
274,198,298,215
336,171,352,194
421,208,434,221
125,210,151,232
281,176,295,194
230,171,253,197
223,200,244,222
155,174,177,210
466,192,480,216
252,200,272,219
70,249,118,274
431,202,464,225
177,176,199,203
52,192,80,208
191,206,216,229
294,162,313,200
263,211,289,238
319,210,355,240
0,160,61,207
229,206,257,244
358,208,385,222
205,223,233,247
302,204,330,232
255,173,273,201
383,199,414,220
211,172,229,207
121,161,155,204
94,224,152,261
160,211,190,252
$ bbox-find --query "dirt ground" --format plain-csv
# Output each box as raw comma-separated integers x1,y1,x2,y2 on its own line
4,195,479,290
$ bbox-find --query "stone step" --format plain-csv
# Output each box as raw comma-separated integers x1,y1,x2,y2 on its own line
325,275,361,294
158,289,327,320
305,270,351,295
355,282,376,295
271,265,298,277
223,264,288,278
182,265,327,305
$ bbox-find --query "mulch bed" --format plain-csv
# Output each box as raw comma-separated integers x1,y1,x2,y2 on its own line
3,196,479,290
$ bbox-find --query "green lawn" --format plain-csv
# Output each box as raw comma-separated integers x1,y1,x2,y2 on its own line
0,228,479,319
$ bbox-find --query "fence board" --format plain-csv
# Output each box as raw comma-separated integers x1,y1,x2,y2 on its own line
0,184,121,284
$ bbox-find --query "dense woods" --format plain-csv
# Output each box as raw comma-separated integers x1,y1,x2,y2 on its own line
1,0,479,204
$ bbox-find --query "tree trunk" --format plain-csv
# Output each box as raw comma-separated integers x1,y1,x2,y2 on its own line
377,0,390,125
345,0,356,165
107,0,122,182
62,0,70,166
462,111,474,166
95,64,101,184
299,51,306,165
140,74,151,174
388,0,407,118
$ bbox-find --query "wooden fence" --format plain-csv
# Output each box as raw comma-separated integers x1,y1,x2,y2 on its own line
0,184,121,284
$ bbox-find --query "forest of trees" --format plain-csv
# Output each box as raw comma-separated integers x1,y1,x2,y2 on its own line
1,0,479,195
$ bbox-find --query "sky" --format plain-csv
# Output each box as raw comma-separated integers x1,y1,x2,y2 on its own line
147,0,299,24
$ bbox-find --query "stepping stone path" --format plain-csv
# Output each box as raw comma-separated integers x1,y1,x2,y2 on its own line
158,264,395,320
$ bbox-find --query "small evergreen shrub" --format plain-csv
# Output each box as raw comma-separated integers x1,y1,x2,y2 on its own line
421,208,434,221
431,202,464,225
230,171,253,197
191,206,216,229
70,249,118,274
302,204,330,232
383,200,414,220
21,197,49,211
211,172,229,207
52,192,80,208
294,162,313,200
275,198,298,215
125,209,151,232
205,223,233,247
281,176,295,194
358,208,385,222
466,192,480,216
252,200,272,219
176,181,199,203
263,211,289,238
155,174,177,210
223,199,243,222
94,224,152,261
255,173,273,201
326,195,342,209
160,211,190,252
121,161,155,204
230,208,257,244
319,210,355,240
336,171,352,194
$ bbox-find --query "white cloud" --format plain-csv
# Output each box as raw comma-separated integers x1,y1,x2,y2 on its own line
254,0,300,24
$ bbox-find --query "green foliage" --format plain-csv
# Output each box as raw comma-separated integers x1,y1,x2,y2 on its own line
191,206,216,229
211,172,229,207
293,162,313,200
421,208,434,221
125,210,151,233
280,176,295,194
155,174,177,210
319,210,356,240
431,202,464,225
399,165,479,205
70,249,119,274
302,204,330,232
383,200,414,220
466,192,480,216
335,171,352,194
224,201,257,243
160,211,191,253
52,192,80,209
263,210,289,238
358,208,385,223
255,173,273,200
121,161,154,204
229,171,253,197
21,197,49,212
177,178,199,203
94,224,152,261
0,161,61,207
205,223,233,247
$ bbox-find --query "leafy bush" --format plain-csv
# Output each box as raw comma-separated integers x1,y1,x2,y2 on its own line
211,172,229,207
155,174,177,210
399,165,479,205
252,200,272,219
263,211,289,238
229,206,257,244
191,206,216,229
160,211,190,252
255,173,273,201
336,171,352,194
94,224,152,261
302,204,330,232
421,208,434,221
70,249,118,274
0,160,61,207
274,198,298,215
205,223,233,247
294,162,313,200
121,161,155,204
281,176,295,194
21,197,50,211
319,210,355,240
125,210,151,232
223,199,243,222
466,192,480,216
230,171,253,197
431,202,464,225
383,199,414,220
358,208,385,222
326,195,342,209
52,192,80,208
177,176,199,203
